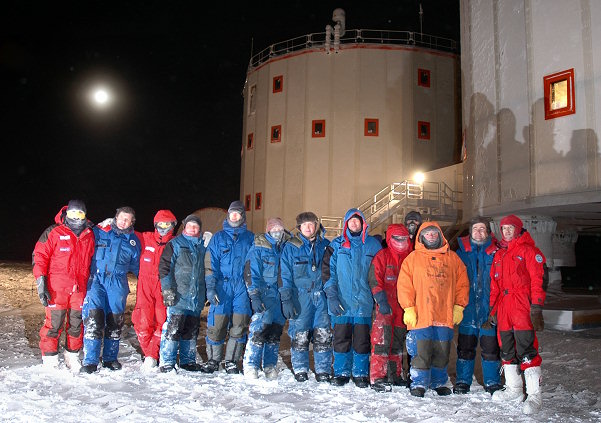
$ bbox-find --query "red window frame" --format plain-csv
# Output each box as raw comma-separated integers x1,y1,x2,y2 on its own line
312,120,326,138
247,133,254,150
418,68,431,88
271,125,282,143
364,118,379,137
418,121,431,140
544,68,575,120
273,75,283,93
255,193,262,210
244,195,251,211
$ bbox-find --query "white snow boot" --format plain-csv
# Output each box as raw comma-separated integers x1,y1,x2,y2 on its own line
42,354,59,369
63,350,82,372
522,366,542,414
244,366,259,380
492,364,524,402
264,366,278,380
141,357,158,372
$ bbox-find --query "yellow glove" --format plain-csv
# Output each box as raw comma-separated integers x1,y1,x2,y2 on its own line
403,307,417,327
453,305,465,325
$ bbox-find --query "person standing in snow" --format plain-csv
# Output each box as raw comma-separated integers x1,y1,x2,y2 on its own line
242,217,289,379
80,206,141,373
368,223,413,392
322,209,382,388
279,212,332,383
397,222,469,397
32,200,95,371
453,216,503,395
157,214,206,372
131,210,177,371
488,214,545,415
404,211,423,245
201,200,254,374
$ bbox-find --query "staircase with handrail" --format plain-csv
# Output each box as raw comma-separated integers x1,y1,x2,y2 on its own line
321,180,463,239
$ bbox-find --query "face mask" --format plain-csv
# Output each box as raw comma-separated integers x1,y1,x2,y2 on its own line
269,230,284,241
157,226,173,236
407,223,418,236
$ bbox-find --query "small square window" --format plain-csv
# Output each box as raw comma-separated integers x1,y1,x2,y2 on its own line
271,125,282,143
273,75,283,93
255,192,262,210
418,121,431,140
247,133,254,150
418,69,431,88
312,120,325,138
544,68,575,120
244,195,251,211
364,118,379,137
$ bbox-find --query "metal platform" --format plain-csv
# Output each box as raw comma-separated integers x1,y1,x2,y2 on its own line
543,290,601,331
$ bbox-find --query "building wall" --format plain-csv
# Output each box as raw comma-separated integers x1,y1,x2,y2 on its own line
242,45,459,232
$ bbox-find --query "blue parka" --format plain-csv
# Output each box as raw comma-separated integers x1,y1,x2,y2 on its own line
159,234,206,313
90,226,140,281
322,209,382,318
456,235,494,327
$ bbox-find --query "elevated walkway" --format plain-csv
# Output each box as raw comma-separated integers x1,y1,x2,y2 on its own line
543,288,601,331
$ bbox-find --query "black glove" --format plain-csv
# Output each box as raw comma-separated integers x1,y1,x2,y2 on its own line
36,276,51,306
206,287,220,306
373,291,392,315
281,299,298,319
249,292,266,314
482,307,497,329
531,304,544,331
324,286,345,317
162,288,176,307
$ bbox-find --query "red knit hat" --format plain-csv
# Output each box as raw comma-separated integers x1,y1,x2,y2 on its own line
266,217,284,233
500,214,523,233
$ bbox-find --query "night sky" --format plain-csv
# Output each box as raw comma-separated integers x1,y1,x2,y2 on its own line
0,0,459,260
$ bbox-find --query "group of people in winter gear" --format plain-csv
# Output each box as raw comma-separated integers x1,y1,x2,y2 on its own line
32,198,546,414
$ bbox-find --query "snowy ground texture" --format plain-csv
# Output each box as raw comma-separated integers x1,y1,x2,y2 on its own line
0,271,600,421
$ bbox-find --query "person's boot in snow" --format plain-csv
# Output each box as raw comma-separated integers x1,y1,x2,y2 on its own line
159,364,175,373
392,374,410,388
80,364,98,374
352,376,370,388
330,375,350,386
434,386,452,396
453,382,469,394
492,364,524,402
244,366,259,379
64,350,81,372
484,383,504,395
201,343,223,373
315,373,331,383
224,360,240,374
410,387,426,397
200,359,220,373
42,354,59,369
371,378,392,392
102,360,122,371
294,371,308,382
264,366,278,380
522,366,542,414
179,363,203,371
141,357,158,372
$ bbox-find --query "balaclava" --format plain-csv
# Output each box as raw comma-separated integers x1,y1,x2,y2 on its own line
65,199,87,235
266,217,285,241
419,225,443,250
404,211,423,238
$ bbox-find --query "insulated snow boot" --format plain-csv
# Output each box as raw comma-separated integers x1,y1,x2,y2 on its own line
64,351,81,372
352,376,370,388
330,375,350,386
80,364,98,374
484,383,504,395
159,364,175,373
453,382,470,394
42,354,59,369
294,372,309,382
200,359,220,373
492,364,524,403
522,366,542,415
102,360,122,371
264,366,278,380
392,375,410,387
244,367,259,379
315,373,331,383
224,360,240,374
434,386,452,396
179,363,203,372
141,357,158,372
410,387,426,397
371,379,392,393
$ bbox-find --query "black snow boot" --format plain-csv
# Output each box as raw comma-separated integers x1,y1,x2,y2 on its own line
352,376,370,388
315,373,331,383
434,386,452,396
224,360,240,374
159,364,175,373
200,359,220,373
179,363,203,372
102,360,122,371
392,375,410,388
294,372,308,382
410,387,426,397
330,375,350,386
453,383,470,394
79,364,97,374
371,378,392,393
484,383,504,395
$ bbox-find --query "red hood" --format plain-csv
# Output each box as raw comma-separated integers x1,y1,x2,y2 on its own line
55,206,68,224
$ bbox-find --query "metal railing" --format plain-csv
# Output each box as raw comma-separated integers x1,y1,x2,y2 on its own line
248,29,457,70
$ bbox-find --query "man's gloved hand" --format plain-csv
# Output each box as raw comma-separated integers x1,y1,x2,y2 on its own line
202,231,213,248
249,292,266,314
281,299,298,319
162,288,176,307
36,276,51,306
403,307,417,327
206,287,220,306
97,218,114,228
482,308,497,329
324,286,345,317
373,291,392,315
531,304,544,331
452,305,465,325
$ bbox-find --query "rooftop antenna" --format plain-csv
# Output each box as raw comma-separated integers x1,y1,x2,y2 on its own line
249,37,254,66
419,3,423,34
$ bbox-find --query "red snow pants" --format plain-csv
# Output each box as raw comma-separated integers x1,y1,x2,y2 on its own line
39,289,85,355
370,308,407,384
132,276,166,360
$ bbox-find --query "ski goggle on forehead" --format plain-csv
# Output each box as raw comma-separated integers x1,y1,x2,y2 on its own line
156,221,173,229
66,209,86,219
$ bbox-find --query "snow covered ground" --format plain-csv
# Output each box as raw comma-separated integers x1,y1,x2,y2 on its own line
0,264,600,422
